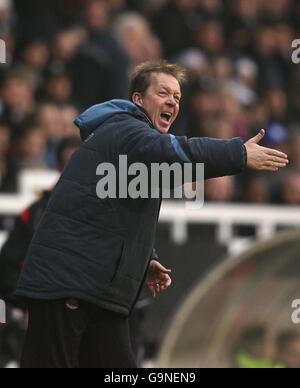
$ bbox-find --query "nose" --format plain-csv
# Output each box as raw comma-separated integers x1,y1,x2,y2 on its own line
166,96,177,107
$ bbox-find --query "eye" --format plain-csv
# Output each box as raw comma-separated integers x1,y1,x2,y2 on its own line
159,92,167,97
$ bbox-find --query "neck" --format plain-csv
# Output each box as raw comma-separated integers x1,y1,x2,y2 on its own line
135,104,154,128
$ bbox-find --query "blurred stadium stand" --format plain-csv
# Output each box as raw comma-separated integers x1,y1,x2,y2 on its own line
157,230,300,368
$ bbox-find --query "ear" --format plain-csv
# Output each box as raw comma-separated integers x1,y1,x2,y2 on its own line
132,92,143,107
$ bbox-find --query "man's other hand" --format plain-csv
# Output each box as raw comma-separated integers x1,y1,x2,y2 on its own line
245,129,289,172
146,260,172,298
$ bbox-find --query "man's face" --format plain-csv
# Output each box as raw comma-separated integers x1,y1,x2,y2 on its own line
133,73,181,134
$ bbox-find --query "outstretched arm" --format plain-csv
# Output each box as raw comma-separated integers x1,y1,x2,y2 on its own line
119,124,288,181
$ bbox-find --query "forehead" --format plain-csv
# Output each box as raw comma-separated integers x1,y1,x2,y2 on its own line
149,72,181,94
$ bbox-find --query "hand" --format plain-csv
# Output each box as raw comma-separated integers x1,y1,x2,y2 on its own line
146,260,172,298
245,129,289,172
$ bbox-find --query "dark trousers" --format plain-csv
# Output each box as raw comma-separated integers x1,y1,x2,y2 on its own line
21,299,137,369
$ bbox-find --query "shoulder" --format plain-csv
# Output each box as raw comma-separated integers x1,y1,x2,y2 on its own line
114,113,158,136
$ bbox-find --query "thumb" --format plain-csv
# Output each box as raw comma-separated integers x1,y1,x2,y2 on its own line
154,261,172,273
249,129,265,144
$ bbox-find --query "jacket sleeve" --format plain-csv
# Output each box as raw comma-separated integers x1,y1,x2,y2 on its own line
118,123,246,180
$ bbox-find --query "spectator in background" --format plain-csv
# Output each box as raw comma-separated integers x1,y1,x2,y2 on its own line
114,12,162,70
254,26,286,90
213,56,234,90
16,39,50,93
35,103,61,169
0,136,82,368
231,325,280,369
0,136,82,304
264,88,288,124
0,73,36,139
0,124,18,193
239,173,270,204
0,0,13,34
175,49,208,82
43,73,73,105
248,102,271,138
205,176,236,203
49,24,126,108
228,58,258,108
279,170,300,206
188,87,219,137
13,0,60,46
60,104,80,139
194,19,225,57
288,131,300,172
276,330,300,369
47,27,83,106
219,90,248,139
17,127,47,171
261,0,293,24
225,0,259,55
198,0,222,18
152,0,198,58
35,103,80,169
82,0,130,100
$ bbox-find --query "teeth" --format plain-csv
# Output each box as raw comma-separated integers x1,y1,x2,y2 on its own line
161,112,172,121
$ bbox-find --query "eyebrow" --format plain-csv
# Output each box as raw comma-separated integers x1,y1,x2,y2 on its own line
159,85,181,98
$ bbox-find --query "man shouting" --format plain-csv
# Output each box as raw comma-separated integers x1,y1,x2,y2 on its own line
16,61,289,368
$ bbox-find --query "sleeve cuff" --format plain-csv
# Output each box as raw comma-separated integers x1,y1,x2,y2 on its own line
243,145,248,168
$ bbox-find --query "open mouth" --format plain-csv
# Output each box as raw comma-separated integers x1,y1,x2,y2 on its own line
160,112,172,125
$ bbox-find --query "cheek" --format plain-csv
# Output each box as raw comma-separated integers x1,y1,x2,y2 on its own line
146,100,160,115
174,107,180,120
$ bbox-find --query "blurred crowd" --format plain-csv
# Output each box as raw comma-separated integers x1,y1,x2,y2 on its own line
0,0,300,205
232,325,300,369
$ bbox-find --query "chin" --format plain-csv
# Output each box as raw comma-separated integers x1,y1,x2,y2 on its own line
157,127,170,134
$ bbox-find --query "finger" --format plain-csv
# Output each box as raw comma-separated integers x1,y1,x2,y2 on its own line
158,272,171,280
264,148,288,160
155,262,172,274
266,156,289,164
261,166,279,172
148,285,156,298
157,275,172,286
264,161,288,168
249,129,265,144
160,276,172,288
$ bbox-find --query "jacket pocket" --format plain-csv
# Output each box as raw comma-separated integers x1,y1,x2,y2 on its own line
112,240,150,282
110,240,125,282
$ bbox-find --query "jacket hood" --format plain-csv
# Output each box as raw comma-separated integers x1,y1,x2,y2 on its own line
74,99,141,141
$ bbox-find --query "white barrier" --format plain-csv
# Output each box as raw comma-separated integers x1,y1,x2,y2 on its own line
159,202,300,254
19,170,59,195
